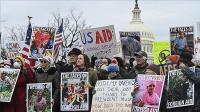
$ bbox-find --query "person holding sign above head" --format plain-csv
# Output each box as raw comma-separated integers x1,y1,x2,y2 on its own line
73,53,98,112
34,56,60,112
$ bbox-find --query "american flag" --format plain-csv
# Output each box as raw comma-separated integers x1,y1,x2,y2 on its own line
21,21,35,68
53,19,63,62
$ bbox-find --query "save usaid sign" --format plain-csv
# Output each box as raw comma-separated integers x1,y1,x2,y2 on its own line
80,25,118,58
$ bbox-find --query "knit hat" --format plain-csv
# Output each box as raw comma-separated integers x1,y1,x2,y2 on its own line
41,56,54,66
107,64,119,73
15,56,25,65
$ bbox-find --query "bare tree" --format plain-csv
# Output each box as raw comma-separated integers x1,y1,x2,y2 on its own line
51,9,90,48
5,25,26,41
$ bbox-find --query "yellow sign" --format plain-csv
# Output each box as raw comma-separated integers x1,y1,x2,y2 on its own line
153,41,170,65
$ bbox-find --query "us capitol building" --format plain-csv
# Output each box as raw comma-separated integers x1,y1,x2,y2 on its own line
125,0,154,63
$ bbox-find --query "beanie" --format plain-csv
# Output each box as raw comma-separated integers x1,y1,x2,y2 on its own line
107,64,119,73
15,56,25,65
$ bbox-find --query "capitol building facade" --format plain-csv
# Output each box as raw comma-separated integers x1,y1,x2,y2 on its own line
125,1,154,63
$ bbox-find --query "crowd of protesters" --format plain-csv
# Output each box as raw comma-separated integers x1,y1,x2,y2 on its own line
0,47,200,112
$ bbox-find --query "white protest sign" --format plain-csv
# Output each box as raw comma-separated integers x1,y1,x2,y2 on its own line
80,25,118,58
91,79,135,112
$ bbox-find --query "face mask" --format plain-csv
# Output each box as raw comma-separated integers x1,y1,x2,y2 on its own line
13,62,21,68
4,65,10,68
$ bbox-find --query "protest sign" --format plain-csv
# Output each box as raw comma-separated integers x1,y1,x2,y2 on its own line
167,67,195,108
132,75,165,112
120,31,141,62
29,27,56,59
26,83,52,112
194,37,200,60
5,41,24,59
159,63,178,75
80,25,119,58
153,41,170,65
0,68,20,102
61,72,89,111
91,79,135,112
170,26,194,55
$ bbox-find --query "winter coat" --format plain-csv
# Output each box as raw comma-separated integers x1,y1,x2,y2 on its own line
0,68,34,112
35,67,60,112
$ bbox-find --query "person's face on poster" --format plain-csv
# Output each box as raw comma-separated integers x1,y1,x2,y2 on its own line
147,84,155,95
41,31,51,44
179,32,185,38
37,91,43,98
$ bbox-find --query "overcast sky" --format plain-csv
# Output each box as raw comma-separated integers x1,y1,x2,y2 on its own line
1,0,200,42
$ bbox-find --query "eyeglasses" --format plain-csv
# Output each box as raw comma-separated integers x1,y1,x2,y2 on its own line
40,60,47,63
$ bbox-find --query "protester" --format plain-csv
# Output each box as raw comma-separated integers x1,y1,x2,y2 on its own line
0,55,35,112
34,56,60,111
73,53,98,112
113,57,129,79
107,63,122,80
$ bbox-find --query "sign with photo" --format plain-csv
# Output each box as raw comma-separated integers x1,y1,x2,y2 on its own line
80,25,119,58
132,75,165,112
26,83,52,112
120,31,141,62
61,72,89,111
29,27,56,59
91,79,135,112
0,68,20,102
167,67,195,108
170,26,194,55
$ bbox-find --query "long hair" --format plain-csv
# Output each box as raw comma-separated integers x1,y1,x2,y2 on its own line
81,54,91,70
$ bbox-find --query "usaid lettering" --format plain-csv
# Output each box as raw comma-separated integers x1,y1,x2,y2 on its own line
80,25,118,58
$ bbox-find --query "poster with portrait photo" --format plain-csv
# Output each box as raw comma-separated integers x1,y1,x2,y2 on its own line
119,31,141,62
26,83,52,112
61,72,89,111
167,67,195,108
29,27,56,59
170,26,194,55
131,75,165,112
0,68,20,102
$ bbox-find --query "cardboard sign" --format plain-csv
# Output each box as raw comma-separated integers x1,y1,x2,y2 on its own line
26,83,52,112
80,25,118,58
0,68,20,102
29,27,56,59
61,72,89,111
167,67,195,108
5,41,24,59
91,79,135,112
132,75,165,112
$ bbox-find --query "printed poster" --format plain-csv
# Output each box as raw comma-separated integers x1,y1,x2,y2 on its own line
159,63,178,76
26,83,52,112
153,41,170,65
120,31,141,62
91,79,135,112
167,67,195,108
61,72,89,111
5,41,24,59
132,75,165,112
0,68,20,102
170,26,194,55
80,25,119,58
29,27,56,59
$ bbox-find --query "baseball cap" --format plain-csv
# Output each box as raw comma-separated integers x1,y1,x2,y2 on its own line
134,51,147,58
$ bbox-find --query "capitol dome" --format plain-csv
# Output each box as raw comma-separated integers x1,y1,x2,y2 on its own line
125,0,155,63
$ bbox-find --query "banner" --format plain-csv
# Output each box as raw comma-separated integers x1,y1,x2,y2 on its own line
26,83,52,112
132,75,165,112
5,41,24,59
61,72,89,111
0,68,20,102
80,25,119,58
170,26,194,55
167,67,195,108
29,27,56,59
119,31,141,62
91,79,135,112
153,41,170,65
159,63,178,75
